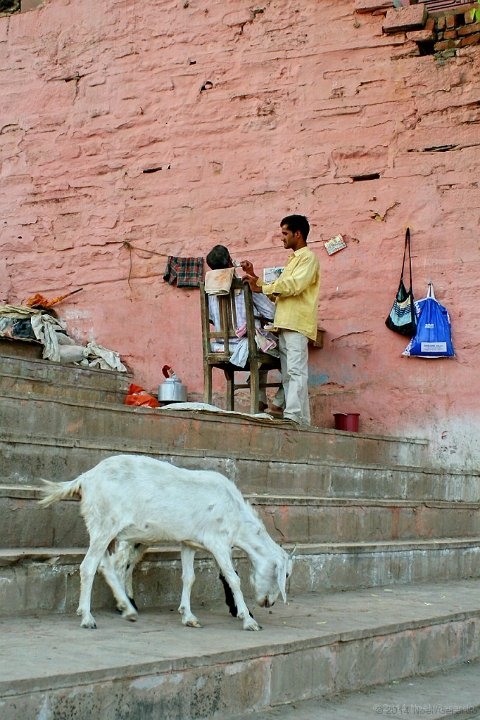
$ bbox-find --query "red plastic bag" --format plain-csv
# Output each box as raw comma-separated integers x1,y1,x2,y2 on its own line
124,383,160,408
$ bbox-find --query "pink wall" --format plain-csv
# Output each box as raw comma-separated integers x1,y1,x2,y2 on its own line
1,0,479,469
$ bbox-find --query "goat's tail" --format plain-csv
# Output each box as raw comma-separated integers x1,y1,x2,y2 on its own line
38,477,83,507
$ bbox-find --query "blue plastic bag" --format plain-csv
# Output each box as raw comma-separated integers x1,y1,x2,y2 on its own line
402,283,454,358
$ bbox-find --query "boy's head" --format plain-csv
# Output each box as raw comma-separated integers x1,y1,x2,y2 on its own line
206,245,233,270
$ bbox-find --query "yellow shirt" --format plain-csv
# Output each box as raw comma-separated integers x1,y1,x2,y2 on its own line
258,246,320,340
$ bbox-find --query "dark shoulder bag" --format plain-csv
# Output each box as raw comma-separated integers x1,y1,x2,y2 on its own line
385,228,417,337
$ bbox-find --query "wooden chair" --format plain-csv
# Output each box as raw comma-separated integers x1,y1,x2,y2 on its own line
200,277,282,414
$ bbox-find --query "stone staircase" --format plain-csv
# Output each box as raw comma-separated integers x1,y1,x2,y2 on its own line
1,344,480,719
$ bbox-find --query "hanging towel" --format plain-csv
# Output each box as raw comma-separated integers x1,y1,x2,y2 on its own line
204,268,235,296
163,256,204,287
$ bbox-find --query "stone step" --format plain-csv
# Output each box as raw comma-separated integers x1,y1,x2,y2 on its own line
3,485,480,549
0,349,132,405
0,392,430,472
236,660,480,720
2,440,478,501
0,353,428,474
2,539,480,618
1,579,480,720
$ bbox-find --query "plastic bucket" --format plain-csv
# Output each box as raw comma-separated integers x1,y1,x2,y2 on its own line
333,413,360,432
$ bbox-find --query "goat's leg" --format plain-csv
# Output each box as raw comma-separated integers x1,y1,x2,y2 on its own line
109,541,146,611
219,571,238,617
178,545,201,627
211,549,261,631
99,551,138,622
77,540,110,629
219,570,256,622
123,544,146,609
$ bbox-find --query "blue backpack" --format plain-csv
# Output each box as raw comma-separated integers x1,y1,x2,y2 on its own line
402,283,454,358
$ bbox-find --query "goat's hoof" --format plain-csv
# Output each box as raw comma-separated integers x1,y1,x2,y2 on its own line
123,610,138,622
185,619,202,628
80,618,97,629
244,619,262,631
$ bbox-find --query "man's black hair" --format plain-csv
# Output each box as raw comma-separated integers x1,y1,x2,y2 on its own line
206,245,231,270
280,214,310,242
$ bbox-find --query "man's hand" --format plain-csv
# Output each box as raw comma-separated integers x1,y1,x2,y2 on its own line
241,260,262,292
243,274,262,293
240,260,255,276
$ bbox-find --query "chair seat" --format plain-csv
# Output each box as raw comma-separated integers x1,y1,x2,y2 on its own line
206,353,280,372
206,352,232,363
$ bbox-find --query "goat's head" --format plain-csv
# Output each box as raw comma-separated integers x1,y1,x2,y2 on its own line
250,546,294,608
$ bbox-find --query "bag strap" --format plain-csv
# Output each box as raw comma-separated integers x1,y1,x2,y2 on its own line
400,228,413,291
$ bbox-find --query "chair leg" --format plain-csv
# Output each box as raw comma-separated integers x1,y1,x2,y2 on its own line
249,365,260,415
204,364,213,405
224,368,235,411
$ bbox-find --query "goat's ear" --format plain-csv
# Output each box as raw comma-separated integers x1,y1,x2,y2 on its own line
276,562,287,603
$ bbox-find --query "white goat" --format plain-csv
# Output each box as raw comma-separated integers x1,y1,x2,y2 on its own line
39,454,293,631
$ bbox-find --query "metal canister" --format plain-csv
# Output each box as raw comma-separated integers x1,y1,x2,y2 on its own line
158,377,187,403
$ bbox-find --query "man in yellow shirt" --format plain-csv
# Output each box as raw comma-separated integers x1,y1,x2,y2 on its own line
242,215,320,425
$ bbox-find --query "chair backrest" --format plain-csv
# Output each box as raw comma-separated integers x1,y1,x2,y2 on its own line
200,276,254,362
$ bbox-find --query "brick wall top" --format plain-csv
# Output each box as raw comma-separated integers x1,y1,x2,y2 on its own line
383,4,428,32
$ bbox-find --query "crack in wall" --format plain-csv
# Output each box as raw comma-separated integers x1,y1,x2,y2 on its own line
331,331,371,343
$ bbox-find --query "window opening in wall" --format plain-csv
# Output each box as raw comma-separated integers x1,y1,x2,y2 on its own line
424,1,473,10
0,0,20,14
1,0,43,15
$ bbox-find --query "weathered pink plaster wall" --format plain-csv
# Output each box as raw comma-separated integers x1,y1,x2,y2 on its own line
1,0,479,469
